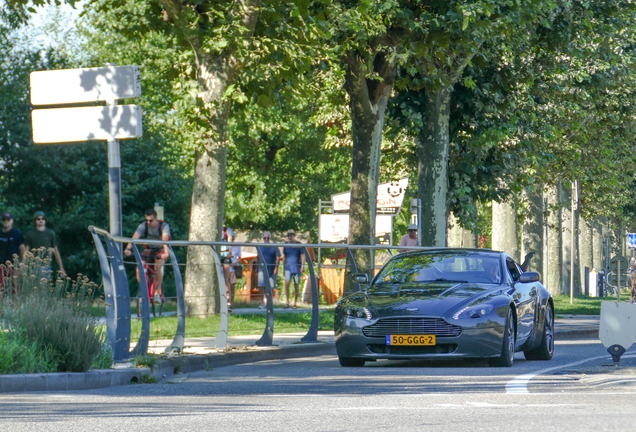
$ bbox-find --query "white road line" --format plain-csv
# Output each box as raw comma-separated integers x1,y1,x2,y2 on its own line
506,353,636,394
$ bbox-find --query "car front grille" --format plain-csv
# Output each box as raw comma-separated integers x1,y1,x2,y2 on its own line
362,318,462,338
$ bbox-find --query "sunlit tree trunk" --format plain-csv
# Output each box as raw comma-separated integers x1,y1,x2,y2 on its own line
545,183,561,295
342,49,395,294
521,186,544,276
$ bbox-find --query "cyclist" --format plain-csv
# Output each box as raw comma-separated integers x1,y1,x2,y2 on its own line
124,209,170,303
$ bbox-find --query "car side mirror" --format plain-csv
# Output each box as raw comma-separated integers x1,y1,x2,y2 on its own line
352,273,369,284
519,272,540,283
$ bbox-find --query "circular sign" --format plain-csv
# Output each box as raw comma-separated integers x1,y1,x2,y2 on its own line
610,256,628,274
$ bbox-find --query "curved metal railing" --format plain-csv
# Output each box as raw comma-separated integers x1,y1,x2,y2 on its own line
89,225,432,361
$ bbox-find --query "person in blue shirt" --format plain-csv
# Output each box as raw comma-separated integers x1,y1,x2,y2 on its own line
283,230,306,309
256,231,280,309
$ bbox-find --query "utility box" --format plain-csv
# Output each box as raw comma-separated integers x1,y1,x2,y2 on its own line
589,269,598,297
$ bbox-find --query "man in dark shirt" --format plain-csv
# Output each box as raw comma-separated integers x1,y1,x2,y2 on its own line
24,211,65,275
0,212,25,265
0,212,26,287
256,231,280,309
283,230,306,309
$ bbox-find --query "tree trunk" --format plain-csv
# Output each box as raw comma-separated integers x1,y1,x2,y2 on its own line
579,217,593,295
545,183,561,295
417,86,452,247
164,1,262,316
560,182,572,295
492,185,519,261
342,50,395,293
446,212,476,248
521,186,543,277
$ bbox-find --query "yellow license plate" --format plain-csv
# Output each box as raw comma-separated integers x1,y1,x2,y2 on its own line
386,335,436,346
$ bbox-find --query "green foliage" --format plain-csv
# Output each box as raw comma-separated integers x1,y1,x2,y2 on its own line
133,353,160,371
0,250,104,372
0,328,58,374
91,342,114,370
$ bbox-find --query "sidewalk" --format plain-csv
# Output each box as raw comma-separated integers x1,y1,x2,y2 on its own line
0,315,602,394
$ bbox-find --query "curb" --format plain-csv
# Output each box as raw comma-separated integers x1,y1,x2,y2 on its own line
0,328,600,394
0,342,336,394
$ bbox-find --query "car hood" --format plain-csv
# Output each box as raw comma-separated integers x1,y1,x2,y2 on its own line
367,282,496,318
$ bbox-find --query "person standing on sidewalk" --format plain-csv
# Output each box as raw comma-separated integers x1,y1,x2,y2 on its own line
398,224,418,252
257,231,280,309
220,224,235,311
0,212,26,287
283,230,305,309
0,213,25,265
24,211,65,275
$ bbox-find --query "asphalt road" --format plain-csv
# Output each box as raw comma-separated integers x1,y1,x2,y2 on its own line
2,339,636,432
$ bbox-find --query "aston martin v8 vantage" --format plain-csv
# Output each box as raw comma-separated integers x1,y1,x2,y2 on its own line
334,249,554,367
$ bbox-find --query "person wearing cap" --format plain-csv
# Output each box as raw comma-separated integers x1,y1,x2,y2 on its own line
0,213,25,265
24,211,65,275
398,223,418,252
282,230,306,309
0,213,26,286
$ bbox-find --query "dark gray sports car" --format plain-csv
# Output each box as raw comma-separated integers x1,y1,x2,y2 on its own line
334,249,554,367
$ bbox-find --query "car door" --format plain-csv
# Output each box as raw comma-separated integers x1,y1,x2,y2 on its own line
505,257,536,345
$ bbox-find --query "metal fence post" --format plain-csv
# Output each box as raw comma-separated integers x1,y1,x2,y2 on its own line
129,244,150,357
89,227,117,356
165,245,186,353
102,236,131,361
208,245,228,350
301,247,319,343
255,246,275,346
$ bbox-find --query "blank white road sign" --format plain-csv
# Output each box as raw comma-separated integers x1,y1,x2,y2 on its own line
30,65,141,105
32,105,143,143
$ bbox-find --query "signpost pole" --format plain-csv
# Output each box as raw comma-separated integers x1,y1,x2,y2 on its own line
108,139,123,251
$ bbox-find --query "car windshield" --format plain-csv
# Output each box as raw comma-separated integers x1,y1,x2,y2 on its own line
375,252,502,285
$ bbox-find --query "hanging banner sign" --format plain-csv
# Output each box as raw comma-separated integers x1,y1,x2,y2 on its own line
320,214,393,243
331,178,409,215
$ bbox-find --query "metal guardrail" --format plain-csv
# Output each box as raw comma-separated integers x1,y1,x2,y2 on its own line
88,225,431,361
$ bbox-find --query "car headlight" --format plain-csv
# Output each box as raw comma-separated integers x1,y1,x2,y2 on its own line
453,304,494,320
344,306,372,320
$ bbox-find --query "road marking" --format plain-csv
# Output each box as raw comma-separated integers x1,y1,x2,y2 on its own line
506,353,636,394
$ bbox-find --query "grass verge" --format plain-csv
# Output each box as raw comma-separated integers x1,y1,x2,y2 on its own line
553,290,632,315
129,310,335,341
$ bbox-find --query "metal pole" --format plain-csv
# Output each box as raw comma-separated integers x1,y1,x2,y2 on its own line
107,96,123,256
417,200,422,246
108,139,122,238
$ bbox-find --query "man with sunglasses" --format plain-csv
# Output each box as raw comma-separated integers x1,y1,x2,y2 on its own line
24,211,65,275
282,230,306,309
124,209,170,303
256,231,280,309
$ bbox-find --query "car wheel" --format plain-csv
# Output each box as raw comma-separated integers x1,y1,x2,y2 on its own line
489,309,515,367
338,357,366,367
524,304,554,361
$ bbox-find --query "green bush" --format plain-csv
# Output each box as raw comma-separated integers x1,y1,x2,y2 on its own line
0,328,57,374
91,342,114,370
0,249,104,373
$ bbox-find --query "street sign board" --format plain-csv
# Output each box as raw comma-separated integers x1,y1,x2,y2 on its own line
319,214,393,242
30,65,141,106
628,233,636,249
331,178,409,215
32,105,143,143
608,273,628,287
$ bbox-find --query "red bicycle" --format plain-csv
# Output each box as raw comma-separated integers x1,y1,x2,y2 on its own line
136,255,164,318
